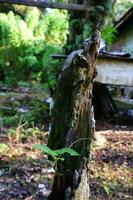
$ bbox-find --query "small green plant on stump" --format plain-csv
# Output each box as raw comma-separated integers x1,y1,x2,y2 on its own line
34,144,80,171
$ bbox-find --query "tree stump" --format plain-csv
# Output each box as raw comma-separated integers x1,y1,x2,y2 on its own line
48,30,101,200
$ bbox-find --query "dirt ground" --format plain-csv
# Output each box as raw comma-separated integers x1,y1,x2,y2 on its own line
0,121,133,200
90,120,133,200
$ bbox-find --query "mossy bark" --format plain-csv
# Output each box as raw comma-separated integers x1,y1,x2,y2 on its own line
48,30,101,200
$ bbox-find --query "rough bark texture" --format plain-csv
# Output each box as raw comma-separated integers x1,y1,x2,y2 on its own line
48,30,101,200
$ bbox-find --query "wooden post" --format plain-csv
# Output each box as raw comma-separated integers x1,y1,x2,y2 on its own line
48,29,101,199
0,0,92,11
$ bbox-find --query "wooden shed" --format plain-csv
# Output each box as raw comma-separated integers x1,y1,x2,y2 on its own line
95,7,133,86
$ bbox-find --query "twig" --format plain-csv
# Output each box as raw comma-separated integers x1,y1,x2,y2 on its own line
111,140,125,146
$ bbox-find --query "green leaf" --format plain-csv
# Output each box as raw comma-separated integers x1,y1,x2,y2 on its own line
103,185,110,195
54,147,80,157
34,145,80,159
0,143,9,153
33,144,58,158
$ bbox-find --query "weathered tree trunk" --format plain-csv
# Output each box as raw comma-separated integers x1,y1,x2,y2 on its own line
48,30,101,200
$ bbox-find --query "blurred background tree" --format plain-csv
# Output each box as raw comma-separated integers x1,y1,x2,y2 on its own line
0,5,68,87
114,0,133,20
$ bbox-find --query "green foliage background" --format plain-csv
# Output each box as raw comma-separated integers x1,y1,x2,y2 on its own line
0,1,132,86
0,6,68,86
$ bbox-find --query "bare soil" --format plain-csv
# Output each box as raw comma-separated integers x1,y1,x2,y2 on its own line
0,121,132,200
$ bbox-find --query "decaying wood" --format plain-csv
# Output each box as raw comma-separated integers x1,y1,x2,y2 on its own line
0,0,92,11
72,162,90,200
48,30,101,199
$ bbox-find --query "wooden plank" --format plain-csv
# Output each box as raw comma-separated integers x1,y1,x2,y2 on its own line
0,0,92,11
51,54,67,59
